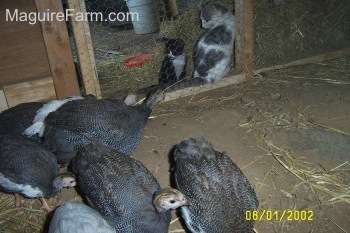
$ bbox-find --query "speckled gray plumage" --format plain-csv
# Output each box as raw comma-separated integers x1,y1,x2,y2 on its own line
43,90,164,164
48,201,115,233
0,102,42,141
71,142,171,233
0,134,60,197
173,137,259,233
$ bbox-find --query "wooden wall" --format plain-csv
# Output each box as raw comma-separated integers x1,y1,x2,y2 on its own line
0,0,81,111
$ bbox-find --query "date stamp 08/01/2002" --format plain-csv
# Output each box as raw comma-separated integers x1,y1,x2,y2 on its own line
246,210,314,222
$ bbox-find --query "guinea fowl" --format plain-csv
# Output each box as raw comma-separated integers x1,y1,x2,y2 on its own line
0,134,76,211
0,102,43,141
25,89,164,164
173,137,259,233
71,142,190,233
48,201,115,233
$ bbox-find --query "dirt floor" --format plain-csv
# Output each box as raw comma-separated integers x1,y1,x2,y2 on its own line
135,57,350,233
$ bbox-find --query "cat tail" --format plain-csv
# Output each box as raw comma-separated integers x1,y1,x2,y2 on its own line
163,78,207,92
137,78,207,95
136,83,169,95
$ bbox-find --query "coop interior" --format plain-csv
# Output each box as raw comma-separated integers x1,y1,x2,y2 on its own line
0,0,349,232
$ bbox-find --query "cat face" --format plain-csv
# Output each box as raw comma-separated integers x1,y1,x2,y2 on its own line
164,39,185,57
200,3,231,29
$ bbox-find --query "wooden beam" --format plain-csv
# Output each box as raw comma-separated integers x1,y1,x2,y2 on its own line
164,75,246,102
256,48,350,74
35,0,81,99
66,0,102,98
3,77,56,108
167,0,179,17
235,0,254,78
234,0,243,72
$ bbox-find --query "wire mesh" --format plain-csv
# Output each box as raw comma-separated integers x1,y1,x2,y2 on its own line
65,0,349,99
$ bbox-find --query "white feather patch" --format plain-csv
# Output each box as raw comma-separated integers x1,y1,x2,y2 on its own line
0,172,43,197
23,96,84,137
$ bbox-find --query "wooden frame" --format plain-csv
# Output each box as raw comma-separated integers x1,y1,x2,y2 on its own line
0,0,82,111
66,0,101,98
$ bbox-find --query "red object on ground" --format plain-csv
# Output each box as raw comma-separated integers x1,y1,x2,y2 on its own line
124,52,155,68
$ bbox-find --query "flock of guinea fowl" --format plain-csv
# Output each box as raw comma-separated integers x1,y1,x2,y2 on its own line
0,3,259,233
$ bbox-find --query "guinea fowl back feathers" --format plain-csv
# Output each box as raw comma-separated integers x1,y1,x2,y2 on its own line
71,142,175,233
0,134,76,213
43,89,165,164
173,137,259,233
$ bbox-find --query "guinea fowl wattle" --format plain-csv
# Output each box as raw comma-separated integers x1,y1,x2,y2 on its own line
0,134,76,211
25,89,164,164
71,142,190,233
48,201,115,233
173,137,259,233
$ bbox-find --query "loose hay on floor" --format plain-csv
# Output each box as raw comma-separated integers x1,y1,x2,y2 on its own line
0,194,60,233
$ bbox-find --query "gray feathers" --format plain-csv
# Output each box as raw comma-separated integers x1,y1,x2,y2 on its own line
173,137,259,233
48,201,115,233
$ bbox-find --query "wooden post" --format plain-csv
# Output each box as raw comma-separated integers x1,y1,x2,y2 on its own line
235,0,254,78
168,0,179,17
66,0,102,98
35,0,81,99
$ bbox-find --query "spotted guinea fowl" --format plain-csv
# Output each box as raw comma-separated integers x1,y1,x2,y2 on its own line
71,142,190,233
0,134,76,211
48,201,115,233
173,137,259,233
0,102,43,141
27,89,163,164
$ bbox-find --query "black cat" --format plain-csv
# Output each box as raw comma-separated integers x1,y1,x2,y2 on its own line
137,37,187,94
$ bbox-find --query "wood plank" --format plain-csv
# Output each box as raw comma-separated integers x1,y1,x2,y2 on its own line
164,75,246,102
66,0,102,98
234,0,254,78
0,90,9,113
167,0,179,17
0,0,51,88
256,48,350,74
35,0,81,99
234,0,244,72
3,77,56,107
164,48,350,102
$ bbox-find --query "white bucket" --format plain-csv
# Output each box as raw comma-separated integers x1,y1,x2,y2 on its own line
125,0,160,34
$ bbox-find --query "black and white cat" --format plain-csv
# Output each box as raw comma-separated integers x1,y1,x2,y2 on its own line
159,37,187,84
194,3,236,83
137,37,187,94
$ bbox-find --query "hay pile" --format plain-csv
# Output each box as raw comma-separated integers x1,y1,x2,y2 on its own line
95,0,233,98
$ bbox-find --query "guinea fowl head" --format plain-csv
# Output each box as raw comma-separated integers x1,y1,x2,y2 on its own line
153,187,191,213
174,137,217,161
52,172,76,194
143,89,165,110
